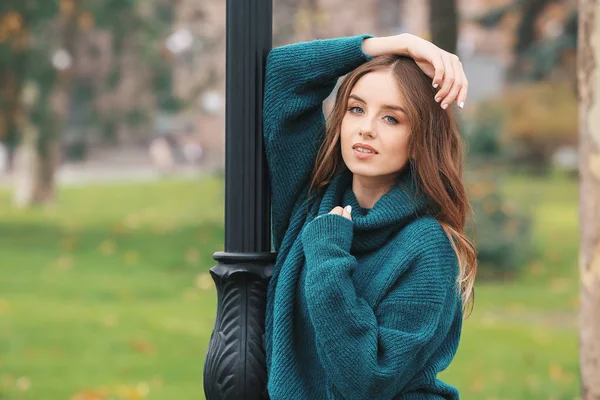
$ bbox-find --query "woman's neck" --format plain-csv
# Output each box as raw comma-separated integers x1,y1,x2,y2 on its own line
351,173,397,209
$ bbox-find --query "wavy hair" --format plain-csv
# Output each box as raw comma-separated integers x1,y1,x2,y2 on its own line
307,55,477,315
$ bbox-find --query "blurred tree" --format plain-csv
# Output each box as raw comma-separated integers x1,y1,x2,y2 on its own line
499,82,577,174
465,172,533,278
0,0,80,205
578,0,600,397
514,0,553,55
37,0,80,203
471,0,577,83
1,0,191,206
429,0,457,53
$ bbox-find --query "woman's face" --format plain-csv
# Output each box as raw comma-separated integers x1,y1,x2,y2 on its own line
340,69,411,180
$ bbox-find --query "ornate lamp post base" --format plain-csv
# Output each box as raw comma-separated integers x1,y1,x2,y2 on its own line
203,252,276,399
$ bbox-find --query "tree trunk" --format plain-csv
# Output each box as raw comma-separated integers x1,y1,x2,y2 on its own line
515,0,553,55
506,0,553,81
577,0,600,398
429,0,457,54
32,0,80,204
12,125,39,208
33,134,60,204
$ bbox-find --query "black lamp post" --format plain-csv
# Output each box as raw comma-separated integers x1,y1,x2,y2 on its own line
203,1,275,399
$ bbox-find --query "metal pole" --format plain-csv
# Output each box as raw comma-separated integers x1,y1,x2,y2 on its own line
203,0,275,399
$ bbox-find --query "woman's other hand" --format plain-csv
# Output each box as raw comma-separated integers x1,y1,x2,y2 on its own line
362,34,468,110
329,205,353,221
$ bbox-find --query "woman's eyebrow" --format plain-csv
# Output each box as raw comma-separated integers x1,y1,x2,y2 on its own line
348,94,406,114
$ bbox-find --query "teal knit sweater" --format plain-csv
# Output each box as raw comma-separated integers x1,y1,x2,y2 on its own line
263,34,463,400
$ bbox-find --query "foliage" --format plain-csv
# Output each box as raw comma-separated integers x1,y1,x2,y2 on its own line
471,1,577,82
466,171,534,278
463,102,505,162
0,1,184,150
500,82,577,174
466,82,577,174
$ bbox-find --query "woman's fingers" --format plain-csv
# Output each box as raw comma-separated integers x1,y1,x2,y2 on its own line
434,54,455,108
433,53,468,110
431,55,444,89
440,55,464,109
329,206,344,215
328,206,352,220
456,66,469,108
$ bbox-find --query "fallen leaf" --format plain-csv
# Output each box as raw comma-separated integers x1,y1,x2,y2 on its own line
102,314,119,328
16,376,31,391
119,382,150,399
129,338,155,355
124,251,140,266
111,222,126,234
60,236,77,251
185,247,200,264
71,388,109,400
548,363,565,382
55,255,74,271
98,240,117,255
526,374,541,390
0,298,11,315
550,278,571,293
196,273,213,290
527,260,546,276
124,214,140,230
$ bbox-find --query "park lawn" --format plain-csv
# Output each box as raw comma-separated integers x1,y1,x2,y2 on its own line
0,173,579,399
0,177,224,399
440,173,579,399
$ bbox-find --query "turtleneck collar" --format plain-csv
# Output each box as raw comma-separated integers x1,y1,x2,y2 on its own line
313,167,433,254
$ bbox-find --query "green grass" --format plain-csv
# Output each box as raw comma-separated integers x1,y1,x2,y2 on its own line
0,178,224,399
0,173,580,399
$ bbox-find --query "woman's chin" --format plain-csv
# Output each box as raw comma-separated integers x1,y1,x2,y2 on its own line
346,165,381,177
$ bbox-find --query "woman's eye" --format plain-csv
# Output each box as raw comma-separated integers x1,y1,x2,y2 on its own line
384,115,398,124
347,106,364,114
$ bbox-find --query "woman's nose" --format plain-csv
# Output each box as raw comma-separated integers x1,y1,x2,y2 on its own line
359,122,376,138
360,117,375,136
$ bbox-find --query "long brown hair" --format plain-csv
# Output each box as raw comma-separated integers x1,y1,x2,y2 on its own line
307,55,477,315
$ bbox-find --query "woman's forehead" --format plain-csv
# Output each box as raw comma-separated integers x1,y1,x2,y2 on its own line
350,71,405,107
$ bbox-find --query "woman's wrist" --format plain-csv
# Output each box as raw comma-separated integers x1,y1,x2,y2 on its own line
362,34,412,57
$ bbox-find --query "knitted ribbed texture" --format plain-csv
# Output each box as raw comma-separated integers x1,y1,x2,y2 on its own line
263,35,463,400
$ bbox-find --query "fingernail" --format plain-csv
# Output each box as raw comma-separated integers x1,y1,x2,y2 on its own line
442,103,448,110
435,96,441,102
344,205,352,214
433,83,438,88
459,101,465,109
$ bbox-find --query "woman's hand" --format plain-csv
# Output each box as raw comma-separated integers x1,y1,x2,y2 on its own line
362,34,468,110
329,205,352,221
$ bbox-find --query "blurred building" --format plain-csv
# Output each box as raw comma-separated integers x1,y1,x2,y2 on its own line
60,0,576,171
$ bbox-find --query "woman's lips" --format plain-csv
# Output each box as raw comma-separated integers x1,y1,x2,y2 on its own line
353,148,377,159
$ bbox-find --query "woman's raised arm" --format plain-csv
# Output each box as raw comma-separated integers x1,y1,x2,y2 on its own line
263,34,373,251
363,33,469,109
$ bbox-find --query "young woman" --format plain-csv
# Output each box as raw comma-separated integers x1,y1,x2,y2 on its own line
263,33,477,399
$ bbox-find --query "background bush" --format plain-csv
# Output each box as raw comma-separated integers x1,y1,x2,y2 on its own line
465,82,577,175
466,172,534,278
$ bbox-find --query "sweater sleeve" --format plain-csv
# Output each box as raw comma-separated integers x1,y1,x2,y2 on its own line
263,34,373,252
300,214,460,400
